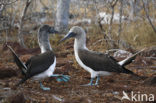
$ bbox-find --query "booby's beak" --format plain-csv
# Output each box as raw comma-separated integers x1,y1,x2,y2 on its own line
49,27,59,34
58,32,76,44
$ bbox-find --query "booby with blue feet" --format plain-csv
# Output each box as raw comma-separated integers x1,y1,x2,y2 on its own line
7,25,70,90
59,26,143,86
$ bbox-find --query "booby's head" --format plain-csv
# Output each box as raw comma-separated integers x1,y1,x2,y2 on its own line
39,25,58,34
59,26,86,43
38,25,58,53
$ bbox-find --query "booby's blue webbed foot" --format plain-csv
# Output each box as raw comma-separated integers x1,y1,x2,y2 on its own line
95,76,100,85
51,74,70,82
41,86,50,91
39,81,50,91
56,75,70,82
81,77,100,86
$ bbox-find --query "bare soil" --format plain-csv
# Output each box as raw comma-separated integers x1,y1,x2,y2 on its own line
0,41,156,103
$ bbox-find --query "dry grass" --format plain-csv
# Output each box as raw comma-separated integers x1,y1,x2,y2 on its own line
1,0,156,51
122,21,156,48
83,21,156,51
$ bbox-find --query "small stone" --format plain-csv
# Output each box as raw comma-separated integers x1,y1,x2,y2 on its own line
40,97,47,103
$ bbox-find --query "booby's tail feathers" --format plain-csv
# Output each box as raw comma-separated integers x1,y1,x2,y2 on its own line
123,67,139,77
7,45,27,75
123,67,135,75
125,69,147,80
118,49,145,67
123,67,147,79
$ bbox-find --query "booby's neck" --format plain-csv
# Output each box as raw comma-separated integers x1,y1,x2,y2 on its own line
39,42,52,53
73,33,92,73
38,31,52,53
74,31,87,50
74,39,87,50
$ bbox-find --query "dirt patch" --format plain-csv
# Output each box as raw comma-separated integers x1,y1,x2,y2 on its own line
6,92,26,103
143,76,156,85
0,42,156,103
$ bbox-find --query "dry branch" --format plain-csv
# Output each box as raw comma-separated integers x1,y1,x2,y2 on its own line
117,0,123,38
142,0,156,33
18,0,32,48
107,0,119,49
108,0,118,37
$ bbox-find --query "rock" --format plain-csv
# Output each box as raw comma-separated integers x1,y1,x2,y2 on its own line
113,50,132,60
0,67,17,79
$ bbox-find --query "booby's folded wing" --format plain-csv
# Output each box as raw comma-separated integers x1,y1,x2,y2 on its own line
78,49,134,74
25,51,55,78
7,45,27,74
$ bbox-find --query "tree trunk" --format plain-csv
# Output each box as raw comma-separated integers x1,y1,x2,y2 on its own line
55,0,70,33
129,0,141,20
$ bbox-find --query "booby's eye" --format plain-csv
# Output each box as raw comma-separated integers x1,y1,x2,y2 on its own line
69,32,77,37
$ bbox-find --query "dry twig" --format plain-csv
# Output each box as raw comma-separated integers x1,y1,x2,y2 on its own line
18,0,32,48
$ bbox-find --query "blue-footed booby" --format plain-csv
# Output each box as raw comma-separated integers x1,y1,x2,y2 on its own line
7,25,70,90
59,26,142,86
